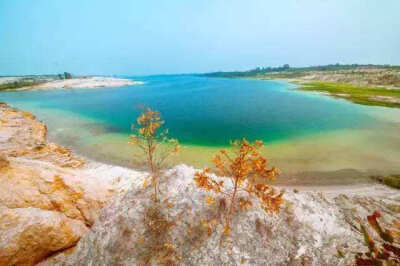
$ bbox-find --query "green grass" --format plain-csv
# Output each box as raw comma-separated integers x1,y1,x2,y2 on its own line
298,81,400,108
372,175,400,189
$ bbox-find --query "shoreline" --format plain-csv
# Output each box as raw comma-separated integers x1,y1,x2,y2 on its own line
249,77,400,109
0,101,146,191
0,76,143,91
207,69,400,108
0,101,397,193
2,75,399,187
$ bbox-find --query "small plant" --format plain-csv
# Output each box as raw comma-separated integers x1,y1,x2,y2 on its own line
194,138,283,234
0,155,9,168
355,211,400,265
135,204,180,265
129,108,179,202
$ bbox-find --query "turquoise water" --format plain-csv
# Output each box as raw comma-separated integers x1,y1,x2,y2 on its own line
0,75,372,147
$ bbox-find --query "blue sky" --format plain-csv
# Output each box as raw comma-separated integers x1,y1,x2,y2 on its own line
0,0,399,75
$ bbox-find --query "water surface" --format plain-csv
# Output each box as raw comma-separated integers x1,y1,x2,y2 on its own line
1,75,399,184
0,75,371,145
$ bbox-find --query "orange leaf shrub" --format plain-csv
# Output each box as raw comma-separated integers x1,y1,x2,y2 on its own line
194,138,283,234
130,108,179,202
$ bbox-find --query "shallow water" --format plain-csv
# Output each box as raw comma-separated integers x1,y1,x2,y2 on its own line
1,75,400,184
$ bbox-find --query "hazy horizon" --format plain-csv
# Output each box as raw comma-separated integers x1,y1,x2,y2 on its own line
1,0,399,76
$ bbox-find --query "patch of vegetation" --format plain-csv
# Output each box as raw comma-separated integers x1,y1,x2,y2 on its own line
135,204,180,265
0,155,10,169
373,175,400,189
375,73,400,87
260,72,309,79
203,64,400,79
352,211,400,265
0,80,45,91
194,138,283,235
298,81,400,108
0,73,74,92
63,72,72,79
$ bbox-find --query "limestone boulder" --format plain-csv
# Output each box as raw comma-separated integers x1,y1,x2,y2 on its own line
0,207,88,266
0,103,84,168
44,165,372,266
0,157,113,226
0,103,140,265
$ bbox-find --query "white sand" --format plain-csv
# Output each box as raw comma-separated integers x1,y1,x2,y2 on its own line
25,77,143,90
6,76,143,91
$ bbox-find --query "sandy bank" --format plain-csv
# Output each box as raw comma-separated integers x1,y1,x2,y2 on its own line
1,76,143,91
24,76,143,90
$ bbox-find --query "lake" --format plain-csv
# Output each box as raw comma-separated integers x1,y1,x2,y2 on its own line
2,75,400,185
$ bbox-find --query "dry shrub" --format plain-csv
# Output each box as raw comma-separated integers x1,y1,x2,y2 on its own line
129,108,179,202
354,211,400,265
218,198,226,214
255,218,271,237
185,218,218,250
135,204,180,266
0,155,10,170
194,138,284,235
183,205,223,251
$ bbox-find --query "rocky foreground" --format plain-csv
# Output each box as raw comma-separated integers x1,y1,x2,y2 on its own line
0,103,144,265
0,103,399,265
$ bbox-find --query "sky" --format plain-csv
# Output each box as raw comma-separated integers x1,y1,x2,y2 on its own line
0,0,399,76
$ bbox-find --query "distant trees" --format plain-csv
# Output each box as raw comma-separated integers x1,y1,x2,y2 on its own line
64,72,72,79
205,64,292,78
204,63,400,79
194,138,284,235
129,108,179,202
56,72,72,79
